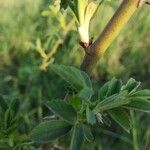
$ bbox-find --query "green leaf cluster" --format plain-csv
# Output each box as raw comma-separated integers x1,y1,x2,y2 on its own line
31,65,150,149
0,96,21,144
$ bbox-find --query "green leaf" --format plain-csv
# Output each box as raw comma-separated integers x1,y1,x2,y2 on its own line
98,81,110,101
80,71,92,89
125,98,150,113
129,90,150,99
108,108,132,133
121,78,141,93
69,96,82,111
46,100,77,124
93,91,129,114
86,106,96,125
31,120,72,143
79,88,93,101
4,109,14,128
98,78,122,101
10,99,20,115
84,1,99,25
0,95,8,112
70,124,84,150
76,0,88,25
107,78,122,96
83,125,94,142
49,64,92,91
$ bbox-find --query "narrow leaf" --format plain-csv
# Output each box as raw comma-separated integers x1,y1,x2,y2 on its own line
83,125,94,142
84,1,99,25
129,90,150,99
11,99,20,115
98,81,110,101
31,120,72,143
70,124,84,150
93,91,129,114
4,109,13,128
125,98,150,113
108,108,132,133
76,0,88,25
0,95,8,112
86,106,96,125
46,100,77,124
121,78,140,93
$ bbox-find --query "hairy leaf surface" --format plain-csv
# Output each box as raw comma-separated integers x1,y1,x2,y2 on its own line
108,108,132,133
46,100,77,124
31,120,72,143
70,123,84,150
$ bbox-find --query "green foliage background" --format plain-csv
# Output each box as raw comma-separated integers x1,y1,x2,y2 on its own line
0,0,149,149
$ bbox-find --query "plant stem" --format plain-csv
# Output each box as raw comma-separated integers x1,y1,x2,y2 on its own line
130,110,140,150
81,0,140,74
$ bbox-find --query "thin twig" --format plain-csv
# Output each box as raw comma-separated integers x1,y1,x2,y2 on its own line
39,18,75,71
40,39,63,70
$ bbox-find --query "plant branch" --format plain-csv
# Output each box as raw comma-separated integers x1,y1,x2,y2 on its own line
38,18,75,71
80,0,148,74
40,39,63,70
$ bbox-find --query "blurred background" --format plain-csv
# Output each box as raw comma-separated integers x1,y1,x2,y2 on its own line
0,0,150,149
